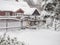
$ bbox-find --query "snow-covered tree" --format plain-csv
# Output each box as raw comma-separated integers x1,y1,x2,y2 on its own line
41,0,60,30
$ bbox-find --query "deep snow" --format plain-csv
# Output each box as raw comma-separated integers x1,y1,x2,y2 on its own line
0,0,60,45
0,29,60,45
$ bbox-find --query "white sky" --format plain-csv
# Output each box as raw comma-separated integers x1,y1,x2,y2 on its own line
1,0,38,4
33,0,37,4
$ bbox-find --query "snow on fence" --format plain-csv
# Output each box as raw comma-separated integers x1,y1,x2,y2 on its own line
0,15,60,31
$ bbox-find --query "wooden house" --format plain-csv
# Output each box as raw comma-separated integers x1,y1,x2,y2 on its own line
0,1,30,16
0,0,40,29
32,9,40,15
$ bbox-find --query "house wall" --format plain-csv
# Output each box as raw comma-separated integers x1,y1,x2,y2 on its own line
32,9,40,15
0,9,24,16
0,11,5,16
0,11,13,16
16,9,24,13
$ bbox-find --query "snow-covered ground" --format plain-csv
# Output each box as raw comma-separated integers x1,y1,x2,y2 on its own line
0,29,60,45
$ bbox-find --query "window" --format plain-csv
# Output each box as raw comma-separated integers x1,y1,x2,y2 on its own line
5,12,10,16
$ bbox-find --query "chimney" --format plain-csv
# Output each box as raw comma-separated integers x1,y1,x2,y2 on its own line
16,0,18,2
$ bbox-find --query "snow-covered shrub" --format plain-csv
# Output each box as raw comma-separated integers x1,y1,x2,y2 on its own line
0,34,24,45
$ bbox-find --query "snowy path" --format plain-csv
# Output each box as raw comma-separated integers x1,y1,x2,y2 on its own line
0,29,60,45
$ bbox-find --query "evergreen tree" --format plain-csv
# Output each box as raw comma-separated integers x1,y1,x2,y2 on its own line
41,0,60,30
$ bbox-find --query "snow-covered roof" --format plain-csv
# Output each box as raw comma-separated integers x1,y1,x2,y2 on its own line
0,1,40,15
21,7,40,15
0,1,30,12
23,8,36,15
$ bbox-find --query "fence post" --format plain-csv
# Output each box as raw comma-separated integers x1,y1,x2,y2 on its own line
21,19,23,29
5,19,8,31
54,19,57,31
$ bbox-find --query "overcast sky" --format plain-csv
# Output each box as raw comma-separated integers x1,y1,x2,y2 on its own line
1,0,39,4
33,0,37,4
